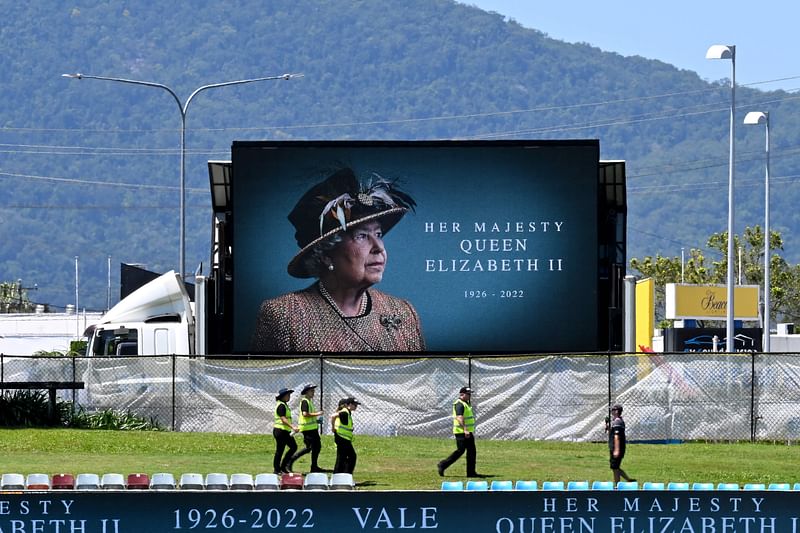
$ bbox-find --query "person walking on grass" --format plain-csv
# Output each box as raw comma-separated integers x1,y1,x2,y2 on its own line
606,403,636,485
288,384,325,472
273,388,299,474
334,397,360,474
437,386,485,478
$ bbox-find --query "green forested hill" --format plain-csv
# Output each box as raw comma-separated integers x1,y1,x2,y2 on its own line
1,0,798,310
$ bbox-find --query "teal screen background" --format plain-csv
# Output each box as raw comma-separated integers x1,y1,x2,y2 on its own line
232,140,599,352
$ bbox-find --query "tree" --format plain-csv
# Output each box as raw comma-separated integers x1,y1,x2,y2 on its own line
629,226,800,327
0,280,36,313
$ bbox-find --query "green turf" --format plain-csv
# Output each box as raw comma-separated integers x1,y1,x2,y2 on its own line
1,429,799,490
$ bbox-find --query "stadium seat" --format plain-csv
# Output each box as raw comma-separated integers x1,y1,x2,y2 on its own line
768,483,790,491
514,480,538,491
441,481,463,491
230,473,254,490
1,473,25,490
304,472,329,490
150,473,176,490
254,473,280,491
75,473,99,490
101,473,125,490
642,482,665,490
329,473,355,491
490,480,513,491
466,480,489,491
717,483,739,491
617,481,639,490
179,473,204,490
743,483,765,490
667,482,689,490
205,473,229,490
794,483,800,491
567,481,588,490
26,473,50,490
692,482,714,491
543,481,565,491
52,473,75,490
126,473,149,490
591,481,614,490
280,473,304,491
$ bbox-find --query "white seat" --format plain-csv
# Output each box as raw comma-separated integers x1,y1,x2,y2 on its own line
101,473,125,490
303,472,329,490
2,473,25,490
26,473,51,490
230,473,254,490
150,472,176,490
205,473,229,490
75,473,100,490
329,473,354,490
180,473,204,490
254,473,280,491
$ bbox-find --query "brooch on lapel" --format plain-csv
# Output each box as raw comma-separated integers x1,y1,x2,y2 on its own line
380,314,402,330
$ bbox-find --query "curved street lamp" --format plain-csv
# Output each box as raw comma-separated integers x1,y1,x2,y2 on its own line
62,72,303,280
743,110,771,352
706,44,736,351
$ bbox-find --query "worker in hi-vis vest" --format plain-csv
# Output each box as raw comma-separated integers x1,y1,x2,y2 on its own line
273,387,299,474
334,397,360,474
288,383,325,472
437,386,485,478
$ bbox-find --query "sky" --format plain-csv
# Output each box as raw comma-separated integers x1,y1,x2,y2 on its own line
466,1,800,93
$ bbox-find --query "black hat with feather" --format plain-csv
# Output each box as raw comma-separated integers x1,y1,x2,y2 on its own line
287,167,416,278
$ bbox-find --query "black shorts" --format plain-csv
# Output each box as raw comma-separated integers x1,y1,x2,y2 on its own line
609,454,624,469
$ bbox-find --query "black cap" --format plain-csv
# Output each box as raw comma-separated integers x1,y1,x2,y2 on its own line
345,397,361,406
611,404,623,412
275,388,294,400
459,387,473,394
301,384,317,394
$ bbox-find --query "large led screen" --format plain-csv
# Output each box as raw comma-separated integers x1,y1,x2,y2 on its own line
232,140,600,353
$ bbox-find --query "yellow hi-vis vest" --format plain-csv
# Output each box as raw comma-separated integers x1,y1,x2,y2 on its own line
452,399,475,435
334,408,354,441
274,400,292,431
298,397,318,431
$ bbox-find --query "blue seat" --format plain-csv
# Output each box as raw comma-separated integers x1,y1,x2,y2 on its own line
743,483,765,490
567,481,588,490
542,481,565,491
642,482,665,490
794,483,800,491
667,482,689,490
717,483,739,491
617,481,639,490
441,481,463,491
490,480,513,491
591,481,614,490
514,480,538,491
465,480,488,491
768,483,790,491
692,482,714,491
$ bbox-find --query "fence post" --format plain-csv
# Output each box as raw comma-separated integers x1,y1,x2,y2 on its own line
172,354,176,431
750,352,756,442
467,355,472,388
607,353,612,410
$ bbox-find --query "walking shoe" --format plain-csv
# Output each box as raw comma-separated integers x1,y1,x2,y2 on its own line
437,462,445,477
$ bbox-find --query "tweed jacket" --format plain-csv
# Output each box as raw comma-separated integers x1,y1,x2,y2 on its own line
251,284,425,353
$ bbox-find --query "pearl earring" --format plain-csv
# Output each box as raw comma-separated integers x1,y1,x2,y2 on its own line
328,264,334,271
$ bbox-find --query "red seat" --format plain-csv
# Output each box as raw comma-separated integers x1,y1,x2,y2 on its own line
280,473,303,490
52,473,74,490
126,473,150,490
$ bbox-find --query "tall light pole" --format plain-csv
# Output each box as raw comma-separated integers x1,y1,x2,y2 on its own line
744,110,771,352
706,44,736,351
62,72,303,280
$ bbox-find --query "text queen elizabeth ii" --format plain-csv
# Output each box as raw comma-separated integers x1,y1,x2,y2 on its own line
251,168,426,352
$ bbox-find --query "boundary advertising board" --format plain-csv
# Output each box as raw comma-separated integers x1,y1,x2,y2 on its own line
231,140,619,354
0,490,796,532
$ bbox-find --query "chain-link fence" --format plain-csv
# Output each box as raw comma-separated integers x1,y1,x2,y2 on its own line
3,352,800,442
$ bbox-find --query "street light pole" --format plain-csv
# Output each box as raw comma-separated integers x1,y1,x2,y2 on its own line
706,44,736,351
744,111,771,352
62,72,302,280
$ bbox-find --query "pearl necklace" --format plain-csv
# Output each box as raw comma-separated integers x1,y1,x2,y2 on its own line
319,282,368,317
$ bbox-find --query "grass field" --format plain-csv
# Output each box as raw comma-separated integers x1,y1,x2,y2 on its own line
2,429,799,490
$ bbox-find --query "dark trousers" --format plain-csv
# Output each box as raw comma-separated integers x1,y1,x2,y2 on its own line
290,430,322,470
334,434,357,474
272,428,297,473
440,434,477,475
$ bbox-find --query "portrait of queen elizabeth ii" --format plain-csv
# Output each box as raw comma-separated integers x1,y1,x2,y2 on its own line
251,167,426,353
